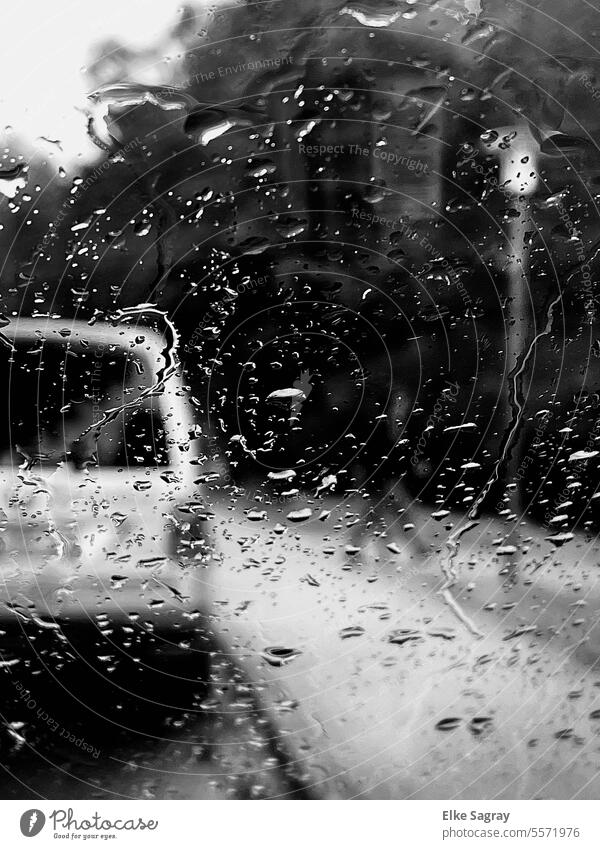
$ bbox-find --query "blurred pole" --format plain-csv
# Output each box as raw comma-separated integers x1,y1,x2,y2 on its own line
492,126,538,513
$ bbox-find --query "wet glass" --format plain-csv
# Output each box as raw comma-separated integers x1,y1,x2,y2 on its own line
1,0,600,804
0,340,168,468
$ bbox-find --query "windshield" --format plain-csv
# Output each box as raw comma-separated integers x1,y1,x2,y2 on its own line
2,0,600,810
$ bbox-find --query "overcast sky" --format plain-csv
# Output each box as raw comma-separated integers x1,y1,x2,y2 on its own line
0,0,199,165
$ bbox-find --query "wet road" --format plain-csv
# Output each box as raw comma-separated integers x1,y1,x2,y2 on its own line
3,493,600,799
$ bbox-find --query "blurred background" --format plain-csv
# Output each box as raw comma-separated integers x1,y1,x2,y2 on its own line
3,0,600,526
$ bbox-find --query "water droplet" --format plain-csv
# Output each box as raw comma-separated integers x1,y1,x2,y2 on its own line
287,508,312,522
469,717,493,735
339,625,365,639
340,5,402,27
260,646,302,667
569,450,598,462
268,470,296,482
436,717,462,731
388,629,423,645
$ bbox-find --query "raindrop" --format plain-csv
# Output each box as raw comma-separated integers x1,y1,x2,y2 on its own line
339,625,365,639
260,646,302,667
388,629,423,645
339,5,402,27
287,508,312,522
469,717,493,736
436,717,462,731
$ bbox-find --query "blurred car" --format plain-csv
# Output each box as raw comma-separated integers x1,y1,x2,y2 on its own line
0,317,209,638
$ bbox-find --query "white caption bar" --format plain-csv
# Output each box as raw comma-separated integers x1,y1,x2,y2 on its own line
1,799,598,848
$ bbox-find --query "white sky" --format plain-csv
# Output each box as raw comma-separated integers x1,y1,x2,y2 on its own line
0,0,481,170
0,0,196,165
